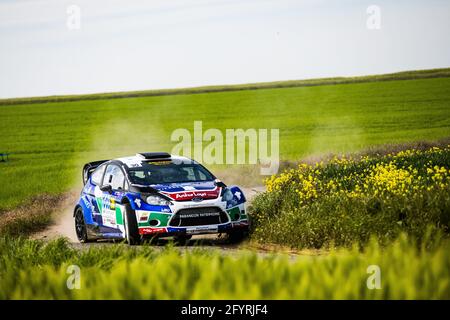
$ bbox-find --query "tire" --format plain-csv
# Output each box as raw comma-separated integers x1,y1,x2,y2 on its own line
174,234,192,246
75,207,90,243
123,203,141,245
226,230,247,244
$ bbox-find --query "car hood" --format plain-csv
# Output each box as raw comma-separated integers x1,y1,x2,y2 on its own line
151,181,221,201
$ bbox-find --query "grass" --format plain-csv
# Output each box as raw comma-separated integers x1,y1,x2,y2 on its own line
1,69,449,300
1,72,450,214
250,145,450,249
0,235,448,299
1,67,449,106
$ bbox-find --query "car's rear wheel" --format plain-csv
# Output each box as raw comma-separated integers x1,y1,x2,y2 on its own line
123,203,141,245
75,207,90,243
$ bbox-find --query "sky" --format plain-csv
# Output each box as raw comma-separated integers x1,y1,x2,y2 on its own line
0,0,449,98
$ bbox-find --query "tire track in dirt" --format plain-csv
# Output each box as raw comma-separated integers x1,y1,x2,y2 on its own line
31,191,79,242
0,193,69,237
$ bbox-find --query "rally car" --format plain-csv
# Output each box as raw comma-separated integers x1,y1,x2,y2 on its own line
74,152,248,245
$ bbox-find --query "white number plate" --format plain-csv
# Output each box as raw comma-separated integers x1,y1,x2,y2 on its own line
186,225,218,234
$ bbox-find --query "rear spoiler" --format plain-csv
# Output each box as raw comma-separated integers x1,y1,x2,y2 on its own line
82,160,109,185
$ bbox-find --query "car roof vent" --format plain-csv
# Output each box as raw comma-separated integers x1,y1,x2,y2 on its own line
136,152,171,160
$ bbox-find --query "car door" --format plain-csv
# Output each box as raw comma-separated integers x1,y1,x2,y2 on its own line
99,164,126,230
84,163,106,225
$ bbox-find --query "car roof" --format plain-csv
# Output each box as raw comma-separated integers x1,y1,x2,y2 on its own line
113,154,195,169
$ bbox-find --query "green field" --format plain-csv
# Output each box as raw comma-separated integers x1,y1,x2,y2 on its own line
1,69,450,300
1,235,448,299
1,67,449,106
1,71,450,213
2,143,450,299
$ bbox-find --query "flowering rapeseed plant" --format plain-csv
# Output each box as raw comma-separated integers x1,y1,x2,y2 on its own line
251,145,450,248
265,145,450,203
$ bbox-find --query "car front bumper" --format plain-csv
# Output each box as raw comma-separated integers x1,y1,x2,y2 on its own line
138,220,249,237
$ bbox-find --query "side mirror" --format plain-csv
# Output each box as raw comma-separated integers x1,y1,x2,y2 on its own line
100,184,113,193
214,180,227,188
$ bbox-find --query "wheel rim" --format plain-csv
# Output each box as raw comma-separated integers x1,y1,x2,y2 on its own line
75,211,86,240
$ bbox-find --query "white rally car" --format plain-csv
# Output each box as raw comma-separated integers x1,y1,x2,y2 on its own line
74,152,249,245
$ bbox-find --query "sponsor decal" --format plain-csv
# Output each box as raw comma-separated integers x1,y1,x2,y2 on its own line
101,195,111,209
139,227,167,235
163,189,220,201
179,212,220,218
148,160,172,166
139,212,149,222
98,195,117,226
186,225,218,234
102,209,116,226
117,157,142,168
232,221,249,228
82,196,95,213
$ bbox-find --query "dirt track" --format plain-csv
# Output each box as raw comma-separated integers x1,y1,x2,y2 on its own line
32,186,266,248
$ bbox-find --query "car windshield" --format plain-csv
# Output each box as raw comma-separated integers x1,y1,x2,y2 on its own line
127,161,215,185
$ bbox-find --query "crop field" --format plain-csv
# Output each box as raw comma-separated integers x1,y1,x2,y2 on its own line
1,70,450,215
0,235,449,300
0,69,450,300
2,142,450,299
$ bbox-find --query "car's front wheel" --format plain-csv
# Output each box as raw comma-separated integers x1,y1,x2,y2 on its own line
75,207,90,243
123,203,141,245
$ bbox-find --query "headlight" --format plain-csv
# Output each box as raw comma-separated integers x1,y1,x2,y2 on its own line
221,188,234,202
146,194,171,206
